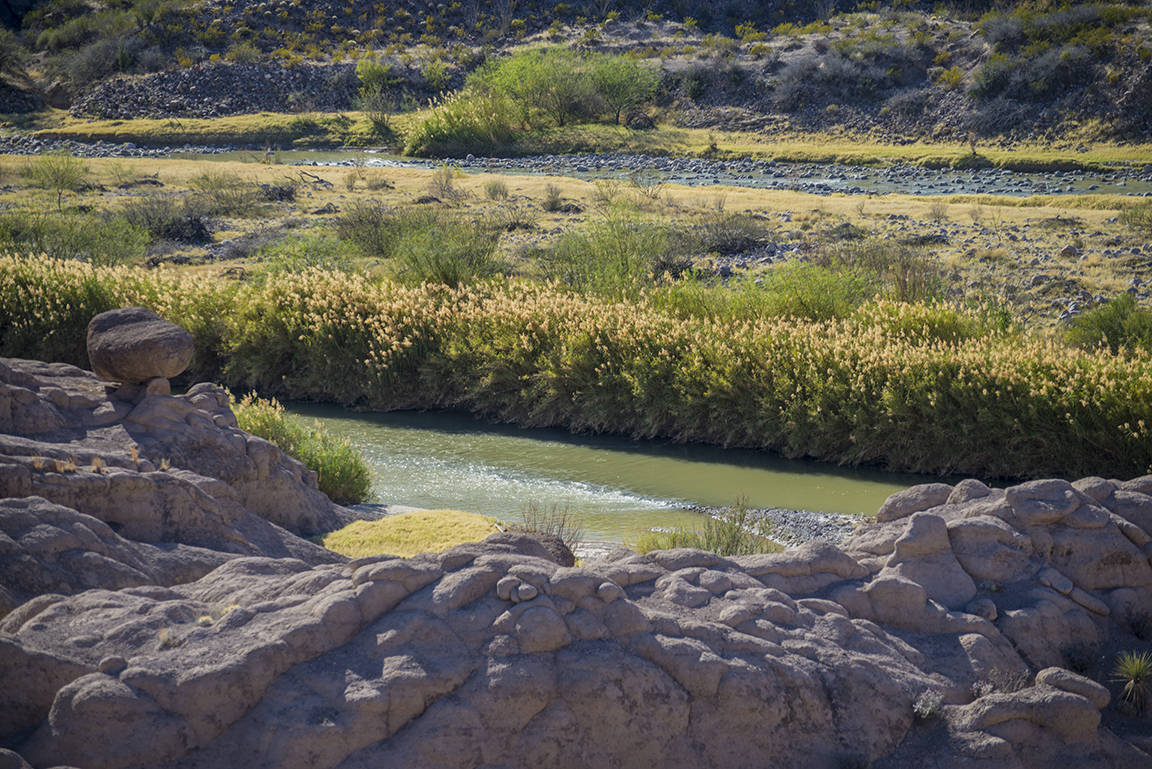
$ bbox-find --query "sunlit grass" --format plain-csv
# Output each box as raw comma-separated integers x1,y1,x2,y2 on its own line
5,257,1152,479
316,509,501,558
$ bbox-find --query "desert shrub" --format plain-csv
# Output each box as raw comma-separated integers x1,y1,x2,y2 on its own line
24,151,88,208
468,46,596,127
1113,650,1152,713
590,53,659,124
508,502,585,555
626,496,777,556
484,178,509,200
542,213,686,295
188,170,264,216
119,195,211,243
691,212,774,255
0,208,147,265
541,183,563,212
231,393,372,504
762,262,868,321
404,90,516,156
683,67,708,100
252,231,358,277
0,28,29,78
1066,294,1152,355
335,202,437,260
391,217,503,288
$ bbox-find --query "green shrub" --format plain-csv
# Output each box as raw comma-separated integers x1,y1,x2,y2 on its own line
404,90,516,156
188,170,264,217
0,28,29,78
231,393,373,504
0,208,147,265
467,46,596,127
390,217,503,288
542,213,684,296
24,151,88,208
589,53,659,124
1066,294,1152,355
252,231,358,278
1112,650,1152,713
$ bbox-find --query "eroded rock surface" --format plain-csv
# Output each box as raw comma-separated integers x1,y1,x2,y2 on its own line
0,356,359,614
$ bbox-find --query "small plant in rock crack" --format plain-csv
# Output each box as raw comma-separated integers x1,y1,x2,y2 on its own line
913,689,943,721
1113,650,1152,713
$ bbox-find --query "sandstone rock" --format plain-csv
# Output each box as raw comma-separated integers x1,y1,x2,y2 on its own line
876,483,954,522
1034,668,1109,710
86,307,194,384
948,515,1032,583
885,513,976,609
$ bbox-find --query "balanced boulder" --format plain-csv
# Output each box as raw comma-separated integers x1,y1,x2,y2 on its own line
86,307,194,384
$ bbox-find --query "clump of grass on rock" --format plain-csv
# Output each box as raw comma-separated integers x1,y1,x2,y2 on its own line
316,510,501,558
231,393,373,505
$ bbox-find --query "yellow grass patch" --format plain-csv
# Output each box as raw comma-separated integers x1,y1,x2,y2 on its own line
316,509,502,558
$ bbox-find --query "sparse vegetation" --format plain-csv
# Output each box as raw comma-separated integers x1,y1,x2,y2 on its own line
626,496,778,556
1113,650,1152,713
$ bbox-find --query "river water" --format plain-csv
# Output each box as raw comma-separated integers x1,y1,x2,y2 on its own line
287,403,947,542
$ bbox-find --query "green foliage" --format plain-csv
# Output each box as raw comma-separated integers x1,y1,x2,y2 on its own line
626,495,777,556
24,151,88,209
423,58,451,92
468,46,596,127
251,231,358,278
0,28,29,78
390,217,503,288
541,213,685,296
404,90,516,156
334,202,503,288
231,393,373,504
1113,650,1152,712
590,52,660,124
119,196,211,243
1066,294,1152,355
0,208,147,265
356,56,396,95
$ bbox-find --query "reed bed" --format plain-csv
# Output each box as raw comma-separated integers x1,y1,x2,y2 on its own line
3,255,1151,480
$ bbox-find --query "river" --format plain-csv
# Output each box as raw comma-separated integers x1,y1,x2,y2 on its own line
287,403,953,542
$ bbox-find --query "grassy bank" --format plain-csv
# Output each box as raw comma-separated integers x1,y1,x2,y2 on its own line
3,256,1151,481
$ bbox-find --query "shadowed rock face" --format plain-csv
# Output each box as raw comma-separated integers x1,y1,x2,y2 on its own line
0,357,1151,768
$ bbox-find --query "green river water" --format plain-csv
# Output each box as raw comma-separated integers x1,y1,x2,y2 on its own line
287,403,951,542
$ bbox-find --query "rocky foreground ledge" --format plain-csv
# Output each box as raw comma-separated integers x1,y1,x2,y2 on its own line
1,351,1152,768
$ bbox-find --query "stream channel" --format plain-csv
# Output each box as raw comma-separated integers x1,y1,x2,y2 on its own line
181,147,1152,198
287,403,953,544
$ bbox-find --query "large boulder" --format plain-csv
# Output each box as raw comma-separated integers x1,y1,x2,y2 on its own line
86,307,194,384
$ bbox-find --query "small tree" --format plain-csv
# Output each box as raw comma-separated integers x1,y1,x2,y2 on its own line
591,54,659,125
356,57,399,137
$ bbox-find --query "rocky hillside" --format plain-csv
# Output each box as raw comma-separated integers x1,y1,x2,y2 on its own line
6,0,1152,143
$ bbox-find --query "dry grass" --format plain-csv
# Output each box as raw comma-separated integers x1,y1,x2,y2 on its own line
315,509,501,558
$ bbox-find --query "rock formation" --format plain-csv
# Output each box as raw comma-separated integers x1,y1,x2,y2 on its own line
1,353,1151,768
86,307,195,386
0,355,362,614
